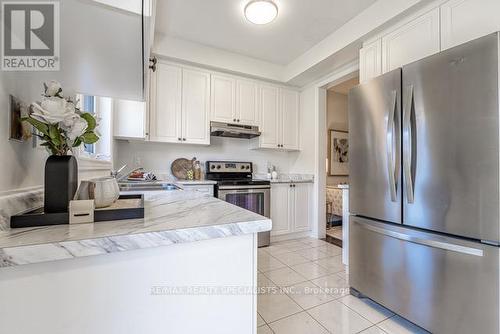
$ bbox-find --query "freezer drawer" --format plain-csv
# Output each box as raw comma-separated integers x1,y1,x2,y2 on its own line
349,216,500,334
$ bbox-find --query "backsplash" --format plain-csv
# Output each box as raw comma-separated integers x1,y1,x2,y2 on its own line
114,137,292,178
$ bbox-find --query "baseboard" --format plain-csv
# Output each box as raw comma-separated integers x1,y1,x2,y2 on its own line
271,231,312,243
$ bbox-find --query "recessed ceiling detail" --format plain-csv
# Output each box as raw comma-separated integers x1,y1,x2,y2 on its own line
155,0,377,65
244,0,278,25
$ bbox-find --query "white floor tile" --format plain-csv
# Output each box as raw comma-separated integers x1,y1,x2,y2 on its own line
258,254,287,272
339,295,394,324
308,300,373,334
378,316,430,334
264,267,308,287
294,247,330,261
272,251,310,266
317,244,343,256
285,281,336,309
359,325,388,334
258,273,278,289
265,245,295,256
290,262,332,280
257,324,274,334
314,255,345,273
257,313,266,327
300,238,329,247
258,291,302,323
311,273,349,298
269,311,329,334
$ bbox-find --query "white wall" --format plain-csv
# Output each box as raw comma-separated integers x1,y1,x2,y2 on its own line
326,91,349,186
114,137,291,177
0,75,48,192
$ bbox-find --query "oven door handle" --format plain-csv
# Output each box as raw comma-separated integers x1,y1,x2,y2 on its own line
217,185,271,190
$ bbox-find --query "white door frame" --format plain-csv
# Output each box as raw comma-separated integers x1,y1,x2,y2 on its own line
307,60,359,242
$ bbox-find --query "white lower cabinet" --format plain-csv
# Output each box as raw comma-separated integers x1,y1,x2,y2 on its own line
149,62,210,145
271,183,311,236
441,0,500,50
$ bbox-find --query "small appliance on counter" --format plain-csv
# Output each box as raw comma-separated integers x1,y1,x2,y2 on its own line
206,161,271,247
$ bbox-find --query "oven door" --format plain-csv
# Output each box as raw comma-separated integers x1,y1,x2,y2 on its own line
217,186,270,218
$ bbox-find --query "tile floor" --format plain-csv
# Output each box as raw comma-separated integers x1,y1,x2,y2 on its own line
257,237,429,334
326,226,343,240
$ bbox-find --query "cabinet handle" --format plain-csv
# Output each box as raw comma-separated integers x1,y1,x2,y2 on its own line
182,138,186,141
178,138,181,141
233,119,236,122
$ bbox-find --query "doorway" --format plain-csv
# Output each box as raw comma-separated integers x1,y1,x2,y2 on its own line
324,76,358,247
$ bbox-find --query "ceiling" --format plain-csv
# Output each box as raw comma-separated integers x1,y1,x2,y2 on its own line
328,77,359,95
155,0,378,65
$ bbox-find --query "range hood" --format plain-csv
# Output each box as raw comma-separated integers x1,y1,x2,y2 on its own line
210,122,261,139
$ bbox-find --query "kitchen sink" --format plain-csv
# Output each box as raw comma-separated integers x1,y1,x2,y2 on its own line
118,182,180,192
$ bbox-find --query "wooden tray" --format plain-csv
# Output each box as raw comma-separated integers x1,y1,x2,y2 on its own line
171,158,194,179
10,195,144,228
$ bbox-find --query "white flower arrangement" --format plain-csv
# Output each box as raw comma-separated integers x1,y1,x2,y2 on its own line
23,81,100,156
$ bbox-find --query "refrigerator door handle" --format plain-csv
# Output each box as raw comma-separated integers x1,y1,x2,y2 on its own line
359,222,484,257
386,90,398,202
403,85,415,204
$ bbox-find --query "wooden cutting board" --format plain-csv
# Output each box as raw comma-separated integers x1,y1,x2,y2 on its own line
171,158,194,180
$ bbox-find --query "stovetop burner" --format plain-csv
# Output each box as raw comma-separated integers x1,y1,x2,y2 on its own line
205,161,270,186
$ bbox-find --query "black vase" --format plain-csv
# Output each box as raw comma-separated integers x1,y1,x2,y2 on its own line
44,155,78,213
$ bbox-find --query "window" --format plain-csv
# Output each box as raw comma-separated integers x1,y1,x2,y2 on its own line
81,95,96,154
76,94,112,161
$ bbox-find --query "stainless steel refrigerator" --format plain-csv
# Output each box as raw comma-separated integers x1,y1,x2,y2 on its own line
348,32,500,334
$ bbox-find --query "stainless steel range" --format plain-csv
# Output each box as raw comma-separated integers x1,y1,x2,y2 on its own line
206,161,270,247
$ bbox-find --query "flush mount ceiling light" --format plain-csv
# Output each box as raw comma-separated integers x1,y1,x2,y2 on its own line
244,0,278,25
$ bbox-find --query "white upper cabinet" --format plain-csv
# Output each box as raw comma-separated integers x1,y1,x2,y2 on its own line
149,63,182,143
236,79,259,125
149,62,210,145
259,84,281,148
382,8,440,72
293,183,311,232
359,39,382,83
441,0,500,50
181,69,211,145
211,74,236,123
113,99,147,139
255,85,300,151
211,75,259,126
280,88,300,150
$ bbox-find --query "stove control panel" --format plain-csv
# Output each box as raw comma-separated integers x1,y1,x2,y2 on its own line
206,161,252,173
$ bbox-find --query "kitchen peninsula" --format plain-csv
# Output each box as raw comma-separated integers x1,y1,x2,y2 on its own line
0,190,271,334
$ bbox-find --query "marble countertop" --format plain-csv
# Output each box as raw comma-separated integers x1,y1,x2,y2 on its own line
0,191,271,267
254,173,314,184
174,179,217,185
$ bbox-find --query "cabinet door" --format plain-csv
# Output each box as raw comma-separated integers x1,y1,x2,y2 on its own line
113,99,146,139
293,183,311,232
149,63,182,143
270,184,291,236
211,74,236,123
280,88,300,150
441,0,500,50
236,79,259,126
382,8,440,72
359,39,382,83
181,69,211,145
259,84,280,149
